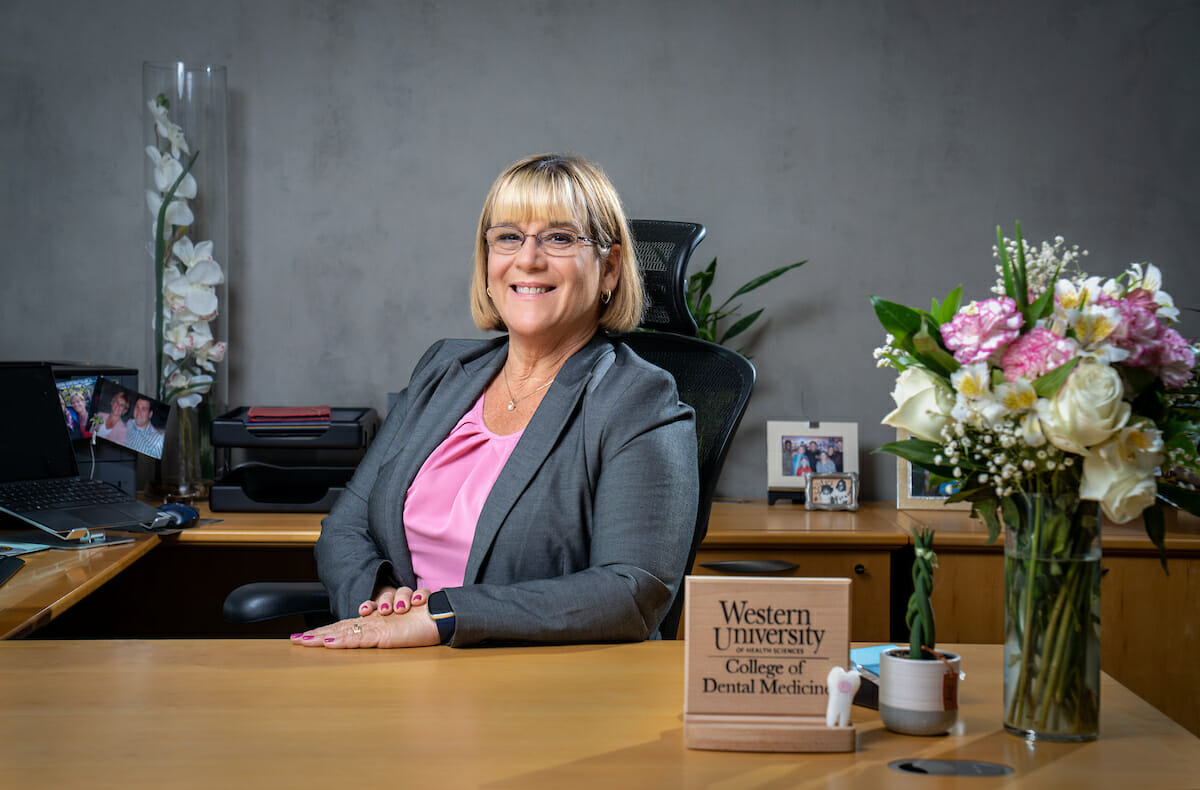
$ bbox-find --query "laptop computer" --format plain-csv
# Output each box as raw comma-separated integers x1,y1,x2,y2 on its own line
0,362,161,544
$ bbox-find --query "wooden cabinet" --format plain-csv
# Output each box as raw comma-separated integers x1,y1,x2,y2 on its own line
691,548,893,641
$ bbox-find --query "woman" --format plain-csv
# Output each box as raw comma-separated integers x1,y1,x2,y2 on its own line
61,392,82,439
294,154,698,650
94,391,129,445
69,392,92,438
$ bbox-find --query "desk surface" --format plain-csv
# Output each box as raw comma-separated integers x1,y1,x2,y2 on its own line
180,499,1200,554
1,640,1196,789
0,533,158,639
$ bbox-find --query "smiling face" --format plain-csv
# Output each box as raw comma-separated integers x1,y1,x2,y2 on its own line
109,393,128,418
133,397,153,428
485,217,619,352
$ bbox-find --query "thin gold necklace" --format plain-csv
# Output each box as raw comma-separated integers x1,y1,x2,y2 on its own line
502,367,555,411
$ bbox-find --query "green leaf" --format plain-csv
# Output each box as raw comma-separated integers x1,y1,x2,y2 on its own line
870,295,924,340
912,321,958,377
719,308,763,344
1158,482,1200,519
725,260,807,301
1032,357,1080,398
973,499,1002,544
1142,503,1169,574
875,439,962,476
996,225,1017,303
1012,221,1029,311
931,286,963,326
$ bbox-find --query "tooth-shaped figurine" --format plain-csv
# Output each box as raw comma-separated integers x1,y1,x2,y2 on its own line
825,666,861,728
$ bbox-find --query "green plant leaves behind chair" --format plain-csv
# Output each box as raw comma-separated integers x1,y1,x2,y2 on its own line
686,258,806,355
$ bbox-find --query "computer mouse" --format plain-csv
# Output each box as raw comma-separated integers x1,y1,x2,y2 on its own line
152,503,200,530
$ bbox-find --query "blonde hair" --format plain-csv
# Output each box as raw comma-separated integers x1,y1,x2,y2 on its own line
470,153,644,333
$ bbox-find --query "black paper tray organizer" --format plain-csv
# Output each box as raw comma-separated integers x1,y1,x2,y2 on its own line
210,463,355,512
211,407,379,512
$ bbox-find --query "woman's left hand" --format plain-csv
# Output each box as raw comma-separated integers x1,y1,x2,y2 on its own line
290,599,441,649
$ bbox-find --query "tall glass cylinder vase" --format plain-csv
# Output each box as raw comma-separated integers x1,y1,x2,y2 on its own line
143,62,229,501
1003,492,1102,741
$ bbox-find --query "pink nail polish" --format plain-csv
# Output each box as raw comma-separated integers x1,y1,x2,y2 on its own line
397,601,407,610
380,603,390,611
302,635,315,641
290,633,303,639
324,638,335,643
412,594,423,603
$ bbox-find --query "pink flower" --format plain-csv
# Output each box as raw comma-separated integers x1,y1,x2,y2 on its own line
999,327,1077,382
1104,292,1162,366
1151,328,1195,389
941,297,1022,365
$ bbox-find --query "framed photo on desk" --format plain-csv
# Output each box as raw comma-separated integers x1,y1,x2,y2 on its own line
766,421,858,501
894,429,971,511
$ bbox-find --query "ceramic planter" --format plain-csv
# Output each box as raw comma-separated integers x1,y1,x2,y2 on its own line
879,648,961,736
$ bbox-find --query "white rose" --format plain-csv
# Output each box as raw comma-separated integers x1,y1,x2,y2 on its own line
882,367,955,443
1036,362,1130,454
1080,423,1164,523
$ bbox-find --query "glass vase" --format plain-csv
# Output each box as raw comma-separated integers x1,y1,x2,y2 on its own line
1002,492,1102,741
143,62,229,497
160,404,203,502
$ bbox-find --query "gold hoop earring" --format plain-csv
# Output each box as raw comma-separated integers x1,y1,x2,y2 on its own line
486,287,494,299
600,289,612,305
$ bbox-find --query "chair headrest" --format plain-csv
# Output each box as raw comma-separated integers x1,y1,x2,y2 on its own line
629,219,706,335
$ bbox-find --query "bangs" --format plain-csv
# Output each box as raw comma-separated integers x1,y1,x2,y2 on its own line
486,168,591,231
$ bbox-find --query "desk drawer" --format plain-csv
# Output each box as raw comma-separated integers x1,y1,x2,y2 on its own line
689,549,892,641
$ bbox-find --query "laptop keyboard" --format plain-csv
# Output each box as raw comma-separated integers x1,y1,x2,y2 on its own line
0,477,130,512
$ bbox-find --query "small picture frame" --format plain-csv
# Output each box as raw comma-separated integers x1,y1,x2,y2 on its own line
806,472,859,511
766,421,859,503
894,429,971,511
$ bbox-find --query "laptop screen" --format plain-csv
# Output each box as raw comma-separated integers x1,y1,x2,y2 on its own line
0,363,80,483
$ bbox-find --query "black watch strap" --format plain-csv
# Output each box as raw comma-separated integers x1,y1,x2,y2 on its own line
427,590,456,644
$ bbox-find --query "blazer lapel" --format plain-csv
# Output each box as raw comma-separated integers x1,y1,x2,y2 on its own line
463,335,615,583
379,341,508,520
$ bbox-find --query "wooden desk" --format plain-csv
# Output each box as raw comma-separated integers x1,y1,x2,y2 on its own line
0,641,1196,789
0,533,158,639
26,501,1200,738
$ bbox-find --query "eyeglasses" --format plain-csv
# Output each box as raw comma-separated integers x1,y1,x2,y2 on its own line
483,226,605,256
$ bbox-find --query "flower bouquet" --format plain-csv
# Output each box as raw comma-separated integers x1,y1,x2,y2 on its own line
872,223,1200,741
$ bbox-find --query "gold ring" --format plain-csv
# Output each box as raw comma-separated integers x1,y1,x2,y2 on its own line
351,621,362,635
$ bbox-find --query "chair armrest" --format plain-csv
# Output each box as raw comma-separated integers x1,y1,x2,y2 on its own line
223,581,332,624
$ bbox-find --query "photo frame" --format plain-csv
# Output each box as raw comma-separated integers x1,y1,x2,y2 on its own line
806,472,859,511
894,429,971,511
90,377,170,460
766,421,859,502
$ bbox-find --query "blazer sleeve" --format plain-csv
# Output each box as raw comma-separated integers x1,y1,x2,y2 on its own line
442,352,699,646
315,340,447,617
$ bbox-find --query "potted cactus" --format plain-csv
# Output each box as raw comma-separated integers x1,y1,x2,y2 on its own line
878,528,963,735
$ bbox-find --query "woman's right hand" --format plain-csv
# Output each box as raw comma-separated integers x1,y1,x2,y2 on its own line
357,585,431,617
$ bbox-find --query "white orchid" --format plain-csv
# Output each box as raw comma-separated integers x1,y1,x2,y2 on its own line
149,95,227,410
145,145,197,198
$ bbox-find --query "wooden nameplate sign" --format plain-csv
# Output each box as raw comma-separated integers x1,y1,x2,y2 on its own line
683,576,855,752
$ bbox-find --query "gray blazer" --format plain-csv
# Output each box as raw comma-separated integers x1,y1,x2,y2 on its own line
315,334,699,646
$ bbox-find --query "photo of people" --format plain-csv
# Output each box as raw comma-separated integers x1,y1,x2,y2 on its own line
90,378,169,459
806,473,858,511
767,421,859,497
780,434,845,482
55,376,97,440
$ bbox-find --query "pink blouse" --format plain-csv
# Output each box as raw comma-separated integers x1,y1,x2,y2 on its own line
402,393,522,591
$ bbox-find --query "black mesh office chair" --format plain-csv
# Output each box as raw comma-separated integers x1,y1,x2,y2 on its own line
223,219,755,639
613,219,756,637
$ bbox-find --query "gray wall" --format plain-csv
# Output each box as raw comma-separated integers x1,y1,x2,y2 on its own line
3,0,1198,500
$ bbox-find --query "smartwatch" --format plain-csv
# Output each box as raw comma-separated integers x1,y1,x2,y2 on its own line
427,590,456,644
